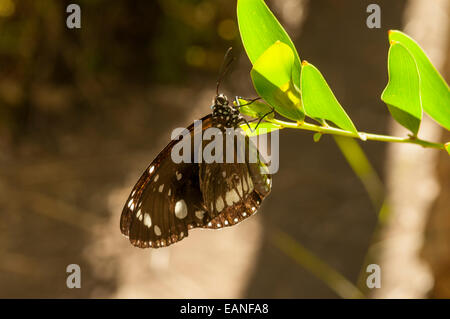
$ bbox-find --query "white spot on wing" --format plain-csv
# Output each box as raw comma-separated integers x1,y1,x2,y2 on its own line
149,166,155,174
195,210,205,220
127,199,134,208
144,213,152,227
154,225,161,236
222,171,226,178
247,173,254,192
154,174,159,182
216,197,224,212
237,179,244,197
175,199,188,219
225,189,240,206
243,177,248,192
158,184,164,193
176,171,182,180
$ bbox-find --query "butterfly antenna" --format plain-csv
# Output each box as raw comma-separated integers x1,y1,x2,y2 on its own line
216,47,235,96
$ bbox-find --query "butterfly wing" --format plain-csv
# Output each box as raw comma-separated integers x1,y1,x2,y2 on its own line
120,115,213,248
198,128,272,229
120,115,273,248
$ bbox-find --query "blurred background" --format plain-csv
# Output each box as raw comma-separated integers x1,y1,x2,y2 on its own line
0,0,449,298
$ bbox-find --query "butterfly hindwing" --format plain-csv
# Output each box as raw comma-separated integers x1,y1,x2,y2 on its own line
198,128,272,229
128,161,206,248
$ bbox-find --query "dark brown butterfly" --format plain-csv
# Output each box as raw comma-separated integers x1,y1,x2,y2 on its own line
120,51,272,249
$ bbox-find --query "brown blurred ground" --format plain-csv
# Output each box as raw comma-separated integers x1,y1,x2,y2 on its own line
0,0,448,298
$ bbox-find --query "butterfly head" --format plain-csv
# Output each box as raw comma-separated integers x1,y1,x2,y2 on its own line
214,93,229,107
211,94,241,128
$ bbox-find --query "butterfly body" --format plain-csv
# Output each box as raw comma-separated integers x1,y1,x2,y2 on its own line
120,94,272,248
211,94,242,129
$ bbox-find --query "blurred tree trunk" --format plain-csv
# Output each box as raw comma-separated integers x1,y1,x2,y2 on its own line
421,5,450,297
423,130,450,298
422,23,450,295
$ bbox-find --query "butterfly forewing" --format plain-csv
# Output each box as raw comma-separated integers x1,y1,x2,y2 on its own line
120,115,214,248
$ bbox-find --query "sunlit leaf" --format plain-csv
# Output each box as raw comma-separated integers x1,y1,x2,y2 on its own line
251,41,304,121
235,98,274,119
240,121,282,137
300,61,358,134
237,0,301,88
381,41,422,135
389,30,450,130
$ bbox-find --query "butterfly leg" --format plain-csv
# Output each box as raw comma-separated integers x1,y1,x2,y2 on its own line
241,117,255,132
236,97,274,132
234,97,257,132
234,96,262,108
254,107,275,130
240,112,272,132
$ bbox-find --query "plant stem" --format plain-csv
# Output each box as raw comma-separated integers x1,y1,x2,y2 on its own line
271,228,365,299
268,118,445,150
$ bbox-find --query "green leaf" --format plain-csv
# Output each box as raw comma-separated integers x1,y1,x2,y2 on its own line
251,41,304,121
313,133,322,142
445,142,450,156
237,0,301,88
389,30,450,130
235,99,274,119
240,122,282,137
300,61,358,134
381,42,422,135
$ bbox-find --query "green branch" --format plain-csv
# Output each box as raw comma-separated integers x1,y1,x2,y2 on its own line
267,118,446,150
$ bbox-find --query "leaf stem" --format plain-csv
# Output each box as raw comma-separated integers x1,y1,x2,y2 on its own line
268,118,445,150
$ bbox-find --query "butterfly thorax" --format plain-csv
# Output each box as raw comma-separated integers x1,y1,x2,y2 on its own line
211,94,241,129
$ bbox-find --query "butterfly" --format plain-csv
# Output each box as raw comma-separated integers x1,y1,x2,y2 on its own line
120,50,273,249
